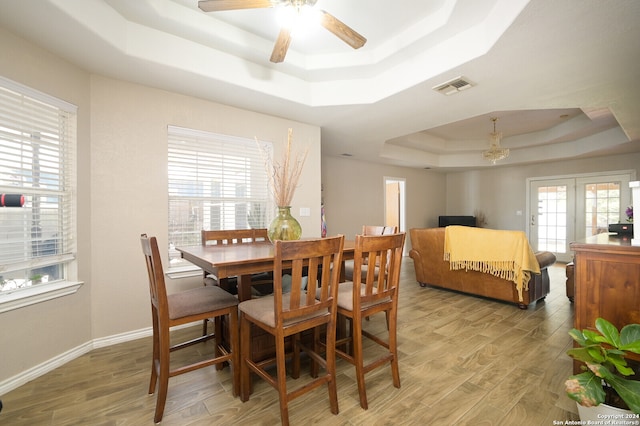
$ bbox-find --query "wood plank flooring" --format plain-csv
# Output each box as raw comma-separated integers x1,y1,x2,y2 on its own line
0,259,580,425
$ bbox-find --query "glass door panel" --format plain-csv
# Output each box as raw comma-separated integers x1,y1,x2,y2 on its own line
576,174,631,239
529,179,574,263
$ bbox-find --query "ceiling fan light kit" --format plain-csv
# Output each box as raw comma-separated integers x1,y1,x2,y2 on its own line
198,0,367,63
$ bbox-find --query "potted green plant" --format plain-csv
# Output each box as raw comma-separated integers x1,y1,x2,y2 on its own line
565,317,640,416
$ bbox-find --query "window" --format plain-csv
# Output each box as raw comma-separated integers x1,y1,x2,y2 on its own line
584,182,620,236
0,76,78,301
168,126,270,268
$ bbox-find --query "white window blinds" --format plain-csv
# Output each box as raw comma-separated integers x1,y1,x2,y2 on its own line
0,76,77,292
168,126,271,267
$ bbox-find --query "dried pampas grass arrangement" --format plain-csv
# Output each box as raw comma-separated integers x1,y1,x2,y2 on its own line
258,128,309,207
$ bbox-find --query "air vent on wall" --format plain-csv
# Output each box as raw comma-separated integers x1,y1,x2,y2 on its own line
432,76,475,96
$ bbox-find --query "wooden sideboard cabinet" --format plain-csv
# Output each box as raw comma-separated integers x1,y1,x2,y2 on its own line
570,233,640,371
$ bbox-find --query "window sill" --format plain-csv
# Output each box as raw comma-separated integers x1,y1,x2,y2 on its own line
0,280,84,314
166,265,201,280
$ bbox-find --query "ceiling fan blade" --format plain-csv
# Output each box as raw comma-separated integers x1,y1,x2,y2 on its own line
319,10,366,49
270,28,292,63
198,0,274,12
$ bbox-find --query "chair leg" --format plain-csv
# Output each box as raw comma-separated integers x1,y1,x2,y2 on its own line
228,308,240,397
214,316,223,371
388,307,400,389
149,315,160,395
202,318,208,336
310,327,320,378
291,333,301,379
239,313,252,402
325,318,339,415
275,334,290,426
352,314,368,410
202,275,210,336
154,332,171,423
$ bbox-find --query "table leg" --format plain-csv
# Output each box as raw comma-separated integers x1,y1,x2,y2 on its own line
237,274,252,302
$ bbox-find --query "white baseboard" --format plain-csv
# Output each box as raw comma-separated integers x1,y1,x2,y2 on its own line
92,326,153,349
0,326,153,395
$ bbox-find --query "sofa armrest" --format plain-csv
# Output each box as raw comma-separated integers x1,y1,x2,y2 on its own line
534,251,556,269
409,249,426,283
409,249,419,262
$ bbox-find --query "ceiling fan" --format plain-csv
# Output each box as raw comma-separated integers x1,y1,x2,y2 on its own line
198,0,367,63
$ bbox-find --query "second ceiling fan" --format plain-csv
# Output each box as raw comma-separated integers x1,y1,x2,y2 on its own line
198,0,367,63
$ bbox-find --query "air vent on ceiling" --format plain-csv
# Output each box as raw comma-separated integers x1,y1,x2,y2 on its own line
432,76,475,96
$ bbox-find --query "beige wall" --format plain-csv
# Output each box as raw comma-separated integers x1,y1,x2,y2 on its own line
89,75,321,339
0,27,321,385
446,154,640,231
321,155,447,245
0,27,93,383
322,152,640,249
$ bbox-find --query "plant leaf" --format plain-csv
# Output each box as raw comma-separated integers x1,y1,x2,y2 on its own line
565,372,605,407
586,346,606,363
569,328,587,345
583,329,602,343
606,374,640,414
567,347,597,364
596,317,621,347
620,324,640,354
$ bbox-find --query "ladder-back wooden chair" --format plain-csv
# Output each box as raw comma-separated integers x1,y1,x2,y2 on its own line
200,229,272,335
345,225,397,281
201,228,269,247
362,225,398,236
140,234,240,423
238,235,345,426
335,232,405,409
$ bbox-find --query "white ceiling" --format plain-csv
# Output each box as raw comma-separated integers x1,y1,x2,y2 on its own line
1,0,639,170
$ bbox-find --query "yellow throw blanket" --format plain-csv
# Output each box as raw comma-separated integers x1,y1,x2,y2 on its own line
443,226,540,302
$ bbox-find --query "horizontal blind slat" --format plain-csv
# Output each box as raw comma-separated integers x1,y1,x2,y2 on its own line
167,126,271,263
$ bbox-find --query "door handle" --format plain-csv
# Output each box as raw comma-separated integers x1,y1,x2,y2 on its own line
531,215,535,226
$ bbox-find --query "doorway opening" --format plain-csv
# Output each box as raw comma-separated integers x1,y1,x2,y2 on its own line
384,177,405,234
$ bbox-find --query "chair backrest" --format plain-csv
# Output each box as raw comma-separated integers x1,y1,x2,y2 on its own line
202,229,269,246
351,233,406,307
362,225,398,236
272,235,345,327
361,226,398,266
140,234,168,316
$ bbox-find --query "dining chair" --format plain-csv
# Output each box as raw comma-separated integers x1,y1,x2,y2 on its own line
238,235,345,426
362,225,398,236
201,228,269,247
335,232,405,410
200,229,272,337
140,234,240,423
345,225,397,281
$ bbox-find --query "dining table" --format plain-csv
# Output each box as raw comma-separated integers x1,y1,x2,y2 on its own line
177,239,355,302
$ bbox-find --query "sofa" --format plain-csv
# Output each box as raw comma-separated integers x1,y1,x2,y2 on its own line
409,227,556,309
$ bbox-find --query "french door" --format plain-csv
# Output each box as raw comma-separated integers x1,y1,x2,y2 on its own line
528,172,633,263
529,179,575,262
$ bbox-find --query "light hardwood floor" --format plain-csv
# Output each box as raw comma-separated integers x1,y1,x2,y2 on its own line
0,259,580,425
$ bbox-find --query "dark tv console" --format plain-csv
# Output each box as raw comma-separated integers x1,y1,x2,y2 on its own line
438,215,477,227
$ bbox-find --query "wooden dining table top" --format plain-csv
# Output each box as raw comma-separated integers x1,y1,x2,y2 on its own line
177,239,355,301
